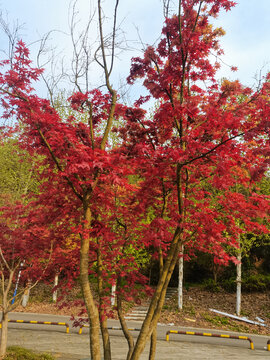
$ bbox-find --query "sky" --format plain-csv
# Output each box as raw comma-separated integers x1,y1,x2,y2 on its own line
0,0,269,102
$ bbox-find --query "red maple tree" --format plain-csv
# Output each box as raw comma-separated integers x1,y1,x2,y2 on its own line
0,1,269,359
0,198,55,358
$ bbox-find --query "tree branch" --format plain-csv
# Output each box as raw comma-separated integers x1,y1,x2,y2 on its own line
108,0,120,77
37,126,83,201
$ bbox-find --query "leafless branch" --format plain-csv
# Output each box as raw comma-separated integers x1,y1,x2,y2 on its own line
163,0,175,18
108,0,120,77
69,0,96,93
0,12,24,64
36,30,66,106
0,247,11,273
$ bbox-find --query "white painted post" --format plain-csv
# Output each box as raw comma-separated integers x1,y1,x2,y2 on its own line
111,283,116,306
52,273,59,303
236,248,242,316
21,280,31,308
178,244,184,310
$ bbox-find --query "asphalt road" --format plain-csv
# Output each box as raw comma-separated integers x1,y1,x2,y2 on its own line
5,312,270,359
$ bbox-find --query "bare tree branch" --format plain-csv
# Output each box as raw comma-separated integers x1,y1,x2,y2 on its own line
36,30,66,106
0,248,11,273
108,0,120,77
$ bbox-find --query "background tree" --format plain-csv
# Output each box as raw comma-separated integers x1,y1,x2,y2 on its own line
0,138,39,205
0,200,53,359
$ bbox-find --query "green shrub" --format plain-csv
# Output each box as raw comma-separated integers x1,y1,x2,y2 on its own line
202,314,250,332
183,304,196,316
202,279,222,293
220,274,270,293
4,346,55,360
202,313,229,326
220,277,236,293
242,274,270,292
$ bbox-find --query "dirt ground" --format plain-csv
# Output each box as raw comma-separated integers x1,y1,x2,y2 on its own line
159,287,270,335
15,284,270,336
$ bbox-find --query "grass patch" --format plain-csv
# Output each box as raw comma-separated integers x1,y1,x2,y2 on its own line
201,313,251,333
202,313,229,326
240,309,251,317
183,304,196,316
4,346,55,360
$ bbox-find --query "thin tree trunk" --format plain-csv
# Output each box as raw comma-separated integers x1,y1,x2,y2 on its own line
0,312,8,359
130,227,181,359
148,327,157,360
117,291,134,360
0,268,17,359
213,262,218,284
148,244,164,359
99,311,111,360
97,247,111,360
147,244,164,360
81,204,101,360
236,248,241,316
178,244,184,310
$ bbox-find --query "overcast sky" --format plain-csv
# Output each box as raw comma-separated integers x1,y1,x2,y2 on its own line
0,0,269,101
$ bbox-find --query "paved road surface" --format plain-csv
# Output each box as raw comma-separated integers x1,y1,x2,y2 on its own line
5,312,270,359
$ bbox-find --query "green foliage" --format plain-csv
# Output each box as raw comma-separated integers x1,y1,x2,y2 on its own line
123,244,150,269
240,309,251,317
241,274,270,292
202,314,250,333
202,279,222,293
220,277,236,293
182,304,196,316
0,139,40,204
258,175,270,196
4,346,55,360
202,313,229,326
219,273,270,292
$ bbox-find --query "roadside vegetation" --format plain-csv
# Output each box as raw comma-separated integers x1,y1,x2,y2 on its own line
4,346,54,360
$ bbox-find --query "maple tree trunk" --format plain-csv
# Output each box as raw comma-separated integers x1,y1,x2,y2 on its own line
148,327,157,360
147,246,163,360
130,227,181,359
117,292,134,360
97,247,111,360
213,262,218,284
131,160,185,359
99,312,111,360
81,205,101,360
0,312,8,359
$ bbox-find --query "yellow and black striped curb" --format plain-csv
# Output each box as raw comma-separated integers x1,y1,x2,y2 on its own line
1,320,267,350
166,330,254,350
0,320,69,333
78,325,141,335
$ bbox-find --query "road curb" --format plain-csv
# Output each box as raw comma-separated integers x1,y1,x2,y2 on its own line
0,319,69,333
166,330,254,350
